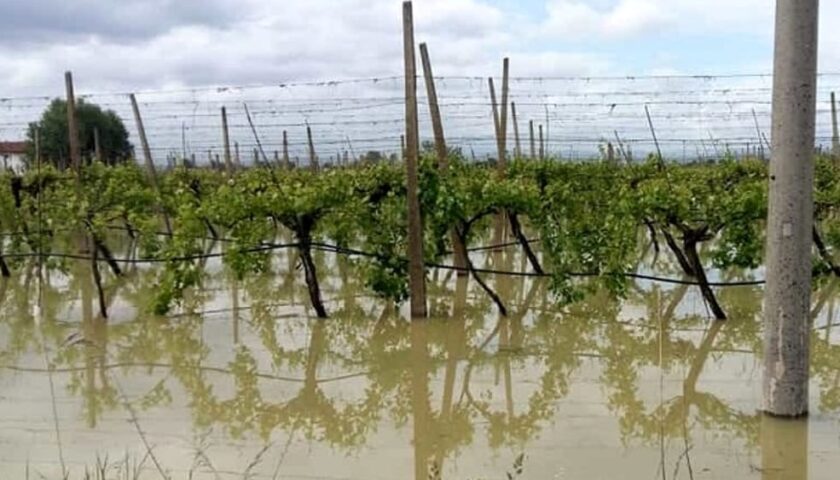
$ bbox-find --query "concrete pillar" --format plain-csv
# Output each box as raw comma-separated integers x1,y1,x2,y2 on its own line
763,0,820,417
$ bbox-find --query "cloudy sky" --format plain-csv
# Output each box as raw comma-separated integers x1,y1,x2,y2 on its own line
0,0,836,97
2,0,838,162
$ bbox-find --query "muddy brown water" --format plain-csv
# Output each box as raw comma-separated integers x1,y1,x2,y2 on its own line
1,247,839,479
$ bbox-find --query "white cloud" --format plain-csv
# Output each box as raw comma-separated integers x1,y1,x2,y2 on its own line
0,0,526,96
2,0,839,161
602,0,669,37
542,0,670,39
506,51,611,77
541,0,772,40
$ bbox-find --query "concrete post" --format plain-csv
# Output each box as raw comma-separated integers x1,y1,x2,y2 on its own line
763,0,819,418
761,414,808,479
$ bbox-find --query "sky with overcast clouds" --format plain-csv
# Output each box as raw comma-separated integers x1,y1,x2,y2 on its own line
3,0,840,161
1,0,836,97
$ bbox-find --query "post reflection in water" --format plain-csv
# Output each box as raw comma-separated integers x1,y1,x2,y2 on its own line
1,244,840,479
760,416,808,480
411,321,431,480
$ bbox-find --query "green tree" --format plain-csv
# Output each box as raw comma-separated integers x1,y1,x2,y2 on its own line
26,99,133,168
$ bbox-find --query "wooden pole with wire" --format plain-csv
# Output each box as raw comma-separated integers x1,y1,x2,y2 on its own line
511,102,522,159
307,124,319,171
498,58,510,175
419,41,466,276
130,93,172,235
221,106,234,174
93,127,103,164
283,130,291,168
831,92,840,158
65,72,82,174
529,120,536,160
403,1,427,318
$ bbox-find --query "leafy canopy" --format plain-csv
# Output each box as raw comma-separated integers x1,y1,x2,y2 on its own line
26,99,133,168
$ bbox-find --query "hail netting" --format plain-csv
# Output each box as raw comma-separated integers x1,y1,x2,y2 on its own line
4,73,840,165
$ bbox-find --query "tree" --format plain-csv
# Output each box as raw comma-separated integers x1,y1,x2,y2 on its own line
26,99,133,169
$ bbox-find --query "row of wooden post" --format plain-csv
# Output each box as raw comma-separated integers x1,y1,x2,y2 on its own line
57,0,827,422
65,72,171,235
403,1,556,319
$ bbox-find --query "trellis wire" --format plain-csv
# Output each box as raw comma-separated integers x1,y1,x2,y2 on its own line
4,73,840,165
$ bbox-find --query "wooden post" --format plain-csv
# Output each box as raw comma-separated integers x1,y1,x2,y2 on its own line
306,124,319,170
488,60,510,250
346,137,358,164
34,127,41,168
529,120,536,160
763,0,819,418
65,71,82,173
499,58,509,174
93,127,103,164
282,130,290,168
544,106,550,159
419,41,466,276
488,78,501,160
511,101,522,159
753,108,766,161
253,148,259,166
221,106,234,174
403,1,427,319
234,141,241,167
539,124,545,160
129,93,172,235
243,103,268,164
832,92,840,158
410,322,432,480
645,105,664,165
180,122,187,166
419,42,448,169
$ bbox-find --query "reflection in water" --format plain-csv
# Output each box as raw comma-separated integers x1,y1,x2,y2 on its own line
0,245,839,478
411,321,431,480
761,415,808,480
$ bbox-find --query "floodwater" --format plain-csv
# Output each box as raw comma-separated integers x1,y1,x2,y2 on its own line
1,245,840,480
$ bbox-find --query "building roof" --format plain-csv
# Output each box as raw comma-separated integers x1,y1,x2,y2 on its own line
0,141,26,155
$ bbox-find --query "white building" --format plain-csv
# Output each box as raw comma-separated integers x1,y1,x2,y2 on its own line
0,141,26,173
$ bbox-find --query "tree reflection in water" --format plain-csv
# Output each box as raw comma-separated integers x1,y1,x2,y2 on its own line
2,246,840,479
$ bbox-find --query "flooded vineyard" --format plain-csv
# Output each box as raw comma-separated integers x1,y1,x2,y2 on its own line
2,242,840,480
